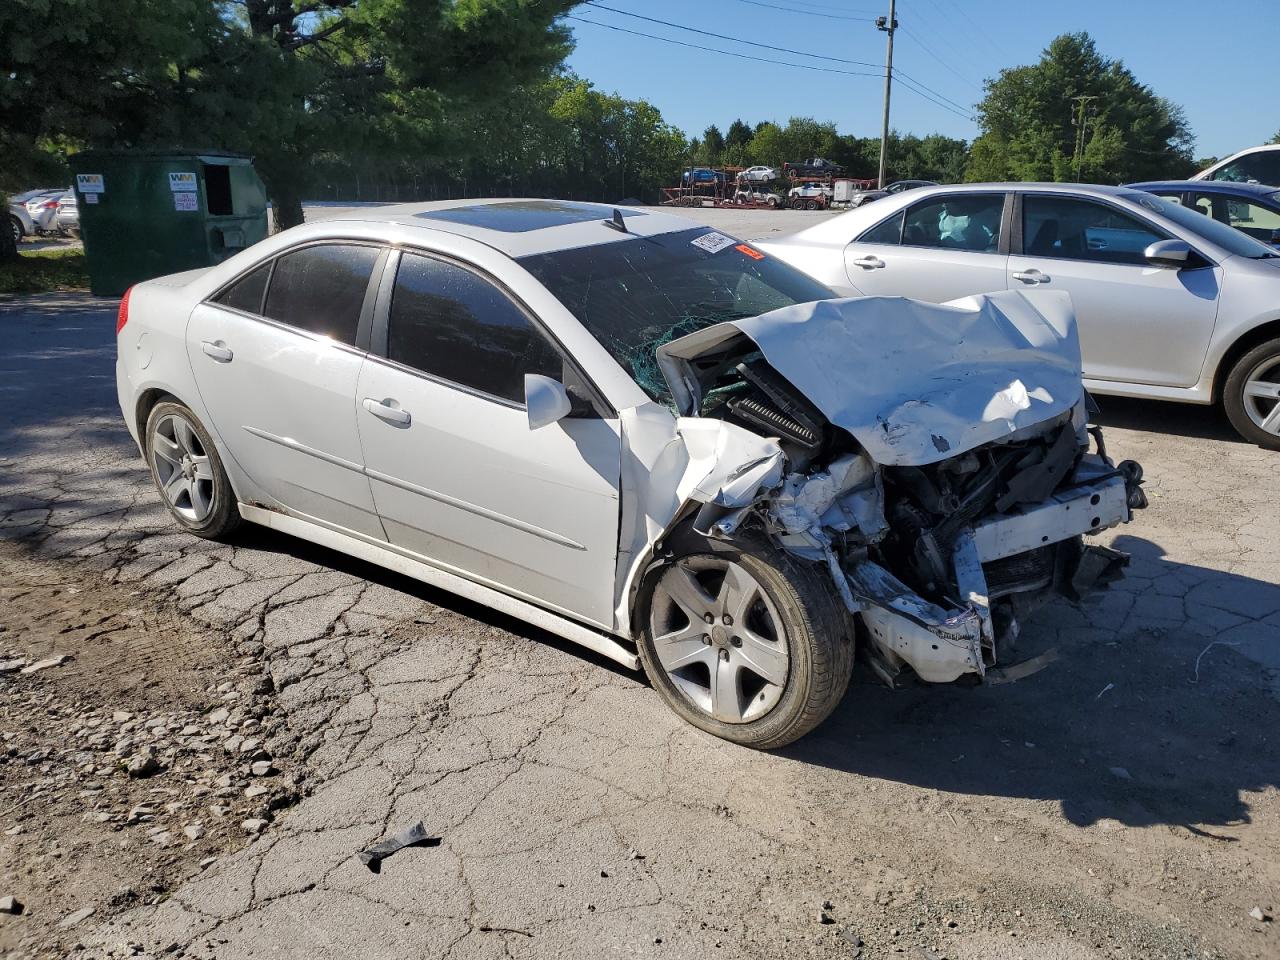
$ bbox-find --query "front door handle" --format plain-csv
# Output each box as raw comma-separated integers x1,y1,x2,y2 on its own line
850,255,885,269
201,339,233,362
362,397,411,426
1012,269,1050,284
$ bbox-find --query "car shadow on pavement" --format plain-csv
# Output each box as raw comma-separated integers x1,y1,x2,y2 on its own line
230,523,641,681
783,535,1280,832
1095,395,1242,443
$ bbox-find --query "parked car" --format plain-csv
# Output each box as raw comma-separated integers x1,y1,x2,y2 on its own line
733,185,782,207
738,165,779,183
848,179,941,209
24,189,65,233
784,158,844,178
1194,145,1280,186
54,192,79,236
1128,180,1280,248
681,167,727,187
787,183,833,209
755,182,1280,449
116,198,1142,747
8,200,34,246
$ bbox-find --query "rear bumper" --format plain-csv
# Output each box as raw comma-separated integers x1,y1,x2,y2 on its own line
848,454,1138,684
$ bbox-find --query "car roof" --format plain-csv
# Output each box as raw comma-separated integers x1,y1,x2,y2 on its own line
1128,179,1280,198
316,198,709,258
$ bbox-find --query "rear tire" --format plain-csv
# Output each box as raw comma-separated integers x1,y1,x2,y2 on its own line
637,535,853,749
144,401,242,539
804,199,818,210
9,215,22,246
1223,337,1280,450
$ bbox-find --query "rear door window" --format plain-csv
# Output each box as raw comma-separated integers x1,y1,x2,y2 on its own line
213,262,271,315
387,253,562,404
901,194,1003,252
1191,192,1280,244
263,243,381,346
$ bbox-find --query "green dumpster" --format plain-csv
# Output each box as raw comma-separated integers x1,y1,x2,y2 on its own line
68,150,268,297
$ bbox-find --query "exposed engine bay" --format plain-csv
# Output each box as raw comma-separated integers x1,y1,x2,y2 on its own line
651,291,1147,685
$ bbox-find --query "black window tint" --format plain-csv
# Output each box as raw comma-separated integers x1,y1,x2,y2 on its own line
388,253,561,404
859,211,904,245
214,262,270,315
263,244,380,345
1211,152,1280,185
902,195,1002,252
1023,196,1165,265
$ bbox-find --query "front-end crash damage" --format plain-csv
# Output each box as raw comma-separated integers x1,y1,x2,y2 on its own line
637,290,1146,686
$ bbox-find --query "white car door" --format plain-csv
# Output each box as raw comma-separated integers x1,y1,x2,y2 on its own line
186,242,387,539
1009,193,1221,387
354,250,622,629
843,191,1009,301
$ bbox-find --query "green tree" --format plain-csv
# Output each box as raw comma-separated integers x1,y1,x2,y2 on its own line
966,33,1193,184
726,119,753,150
702,125,725,165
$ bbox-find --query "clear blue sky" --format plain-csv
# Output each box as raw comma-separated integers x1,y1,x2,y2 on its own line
565,0,1276,161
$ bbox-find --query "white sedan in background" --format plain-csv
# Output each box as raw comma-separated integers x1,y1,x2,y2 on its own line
116,199,1143,748
756,183,1280,448
739,165,779,183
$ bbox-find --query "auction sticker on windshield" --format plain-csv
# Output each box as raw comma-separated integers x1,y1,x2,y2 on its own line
173,192,198,212
691,232,736,254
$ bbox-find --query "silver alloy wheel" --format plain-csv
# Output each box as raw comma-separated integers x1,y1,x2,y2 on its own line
150,413,216,523
1242,355,1280,435
649,557,790,724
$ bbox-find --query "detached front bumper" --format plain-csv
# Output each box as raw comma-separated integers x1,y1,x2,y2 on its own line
847,454,1141,685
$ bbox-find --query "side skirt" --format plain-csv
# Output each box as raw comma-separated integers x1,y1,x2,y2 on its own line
237,503,641,672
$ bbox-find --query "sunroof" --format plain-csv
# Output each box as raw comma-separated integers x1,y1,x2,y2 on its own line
415,200,646,233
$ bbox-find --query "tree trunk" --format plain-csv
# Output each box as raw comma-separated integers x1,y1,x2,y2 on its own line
269,183,305,232
0,213,19,261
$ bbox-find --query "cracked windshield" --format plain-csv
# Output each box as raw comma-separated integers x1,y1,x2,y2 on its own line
520,227,833,403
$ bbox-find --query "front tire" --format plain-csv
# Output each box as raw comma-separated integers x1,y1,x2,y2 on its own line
1223,338,1280,450
145,401,242,539
637,537,853,749
9,215,22,246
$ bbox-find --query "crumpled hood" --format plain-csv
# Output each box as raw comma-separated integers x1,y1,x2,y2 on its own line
657,290,1084,466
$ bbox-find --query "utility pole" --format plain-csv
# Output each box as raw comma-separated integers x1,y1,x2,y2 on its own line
876,1,897,189
1071,95,1098,182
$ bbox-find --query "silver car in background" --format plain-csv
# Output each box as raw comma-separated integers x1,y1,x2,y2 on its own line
756,183,1280,449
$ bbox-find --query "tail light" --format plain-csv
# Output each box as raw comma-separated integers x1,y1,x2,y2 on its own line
117,286,133,335
40,199,59,210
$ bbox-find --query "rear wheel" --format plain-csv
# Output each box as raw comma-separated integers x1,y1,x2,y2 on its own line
1223,338,1280,450
9,215,22,246
637,538,853,749
804,199,818,210
145,401,242,539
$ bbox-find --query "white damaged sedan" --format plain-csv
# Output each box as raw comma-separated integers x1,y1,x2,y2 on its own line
116,199,1146,748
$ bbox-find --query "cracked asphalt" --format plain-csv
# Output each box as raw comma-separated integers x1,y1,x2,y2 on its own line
2,242,1279,958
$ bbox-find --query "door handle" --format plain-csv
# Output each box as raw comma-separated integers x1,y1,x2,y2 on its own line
362,397,411,426
850,255,885,269
201,340,234,362
1012,269,1050,284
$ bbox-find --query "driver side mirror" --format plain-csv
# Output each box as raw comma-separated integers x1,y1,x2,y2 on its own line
1143,238,1193,268
524,374,573,430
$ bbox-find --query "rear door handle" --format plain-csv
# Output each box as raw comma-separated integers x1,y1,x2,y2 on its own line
362,397,411,426
1012,269,1050,284
850,255,885,269
201,340,233,362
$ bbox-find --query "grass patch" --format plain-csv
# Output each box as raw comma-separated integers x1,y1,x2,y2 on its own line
0,248,89,294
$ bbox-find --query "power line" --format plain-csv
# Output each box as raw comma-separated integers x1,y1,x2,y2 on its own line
568,14,974,122
583,1,883,68
898,24,983,92
723,0,876,22
566,16,885,80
